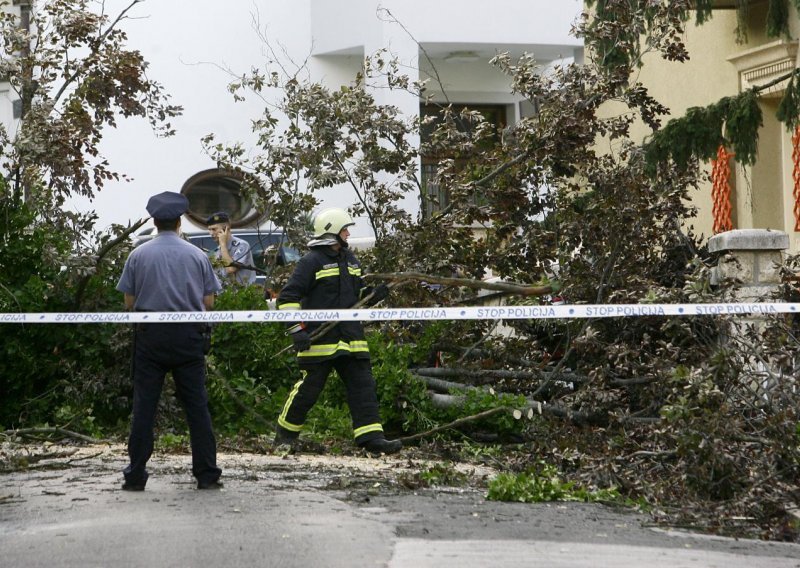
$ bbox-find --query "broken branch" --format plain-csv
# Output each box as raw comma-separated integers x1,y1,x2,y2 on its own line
414,366,586,386
396,406,509,443
2,427,104,444
427,391,605,426
365,272,553,297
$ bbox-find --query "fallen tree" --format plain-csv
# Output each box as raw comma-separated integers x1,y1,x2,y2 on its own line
413,366,586,387
365,272,554,297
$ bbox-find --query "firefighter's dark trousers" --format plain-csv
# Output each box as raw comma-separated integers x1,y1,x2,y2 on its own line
125,323,221,487
277,356,385,444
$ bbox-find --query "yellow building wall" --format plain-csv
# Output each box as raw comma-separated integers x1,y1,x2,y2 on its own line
626,11,740,242
610,4,800,250
729,3,800,251
748,97,784,230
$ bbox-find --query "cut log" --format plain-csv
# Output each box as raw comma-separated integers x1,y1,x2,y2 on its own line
427,392,604,426
414,366,586,386
365,271,553,297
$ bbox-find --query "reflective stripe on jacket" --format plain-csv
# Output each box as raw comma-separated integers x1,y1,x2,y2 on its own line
277,245,371,362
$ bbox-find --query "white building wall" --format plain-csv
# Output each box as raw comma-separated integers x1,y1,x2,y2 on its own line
68,0,305,231
0,2,23,141
311,0,582,56
3,0,582,235
0,88,14,139
304,0,582,230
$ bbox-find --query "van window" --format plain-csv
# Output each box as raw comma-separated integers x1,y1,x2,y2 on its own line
185,232,299,272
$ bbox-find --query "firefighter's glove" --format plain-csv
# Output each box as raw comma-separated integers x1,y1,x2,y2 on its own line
291,330,312,353
370,283,390,304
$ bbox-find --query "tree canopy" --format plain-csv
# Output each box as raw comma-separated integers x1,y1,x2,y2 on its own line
0,0,181,205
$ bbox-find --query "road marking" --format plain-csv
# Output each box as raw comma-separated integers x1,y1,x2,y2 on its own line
389,539,800,568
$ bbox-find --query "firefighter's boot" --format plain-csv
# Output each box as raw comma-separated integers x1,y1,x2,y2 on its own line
273,426,299,454
360,437,402,455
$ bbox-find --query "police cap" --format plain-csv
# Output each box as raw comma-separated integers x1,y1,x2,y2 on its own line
146,191,189,220
206,211,230,226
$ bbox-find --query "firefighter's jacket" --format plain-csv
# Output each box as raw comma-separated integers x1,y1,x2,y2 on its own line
277,245,372,362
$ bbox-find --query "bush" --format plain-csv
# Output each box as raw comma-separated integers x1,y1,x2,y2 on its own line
0,196,133,431
206,285,296,435
204,298,453,440
487,461,620,503
370,333,436,434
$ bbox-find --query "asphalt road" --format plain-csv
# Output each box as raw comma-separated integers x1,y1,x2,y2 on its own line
2,444,800,567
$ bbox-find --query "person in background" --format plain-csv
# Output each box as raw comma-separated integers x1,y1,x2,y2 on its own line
274,208,401,455
117,191,223,491
206,211,257,286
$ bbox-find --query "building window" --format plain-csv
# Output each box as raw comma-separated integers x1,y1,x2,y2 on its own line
180,168,261,228
420,103,507,218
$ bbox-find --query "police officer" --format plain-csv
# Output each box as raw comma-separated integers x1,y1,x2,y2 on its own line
274,208,401,455
117,192,224,490
206,211,257,286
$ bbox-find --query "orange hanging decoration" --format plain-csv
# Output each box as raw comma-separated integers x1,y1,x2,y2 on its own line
711,145,733,234
792,125,800,231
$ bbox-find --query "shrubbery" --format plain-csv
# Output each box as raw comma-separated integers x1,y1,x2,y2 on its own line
487,461,621,504
0,218,487,445
205,285,294,435
0,194,133,432
207,286,437,440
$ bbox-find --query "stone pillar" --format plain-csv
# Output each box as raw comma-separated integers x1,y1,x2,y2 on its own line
709,229,789,301
708,229,789,397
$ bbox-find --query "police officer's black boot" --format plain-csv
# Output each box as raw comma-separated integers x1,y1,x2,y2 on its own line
273,425,299,454
360,436,402,456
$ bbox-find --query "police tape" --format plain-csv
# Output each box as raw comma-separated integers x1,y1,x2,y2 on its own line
0,302,799,324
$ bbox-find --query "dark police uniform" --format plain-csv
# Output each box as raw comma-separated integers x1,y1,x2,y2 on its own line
117,192,222,490
275,245,385,445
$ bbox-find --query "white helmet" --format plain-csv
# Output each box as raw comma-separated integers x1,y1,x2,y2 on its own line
313,208,355,238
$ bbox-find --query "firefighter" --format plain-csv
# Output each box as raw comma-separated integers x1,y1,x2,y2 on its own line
274,208,401,455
